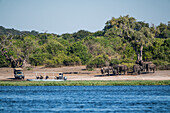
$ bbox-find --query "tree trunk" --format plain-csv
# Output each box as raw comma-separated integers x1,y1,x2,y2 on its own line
139,45,143,61
23,58,27,68
133,46,140,61
137,53,140,61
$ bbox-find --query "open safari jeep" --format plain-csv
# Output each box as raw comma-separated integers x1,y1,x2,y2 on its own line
14,68,24,79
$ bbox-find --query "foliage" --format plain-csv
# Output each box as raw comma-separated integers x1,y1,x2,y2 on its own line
152,60,170,70
29,53,47,66
110,59,120,66
0,53,10,67
63,55,81,66
104,15,156,61
72,30,91,41
0,26,39,36
121,62,135,72
0,15,169,69
156,23,170,38
86,54,109,68
93,30,104,36
67,42,91,64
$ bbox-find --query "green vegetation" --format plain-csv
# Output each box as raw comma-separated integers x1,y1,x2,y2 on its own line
0,15,170,70
0,80,170,86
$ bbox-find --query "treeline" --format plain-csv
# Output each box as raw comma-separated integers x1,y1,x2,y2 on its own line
0,26,39,36
0,15,170,70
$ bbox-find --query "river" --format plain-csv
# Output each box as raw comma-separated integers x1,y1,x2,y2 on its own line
0,86,170,112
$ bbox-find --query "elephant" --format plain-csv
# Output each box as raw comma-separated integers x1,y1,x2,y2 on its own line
138,60,152,72
133,64,142,75
111,68,118,75
112,65,119,75
113,65,128,75
101,67,112,76
118,65,128,75
146,63,156,73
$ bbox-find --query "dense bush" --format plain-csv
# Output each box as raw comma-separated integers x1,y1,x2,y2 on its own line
86,54,109,68
63,55,81,66
0,53,10,67
152,60,170,70
67,42,91,65
110,59,120,66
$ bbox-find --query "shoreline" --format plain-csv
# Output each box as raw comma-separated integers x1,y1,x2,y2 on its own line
0,66,170,81
0,80,170,86
0,66,170,86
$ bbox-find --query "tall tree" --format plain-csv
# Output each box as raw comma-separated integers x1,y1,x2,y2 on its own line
0,34,23,68
104,15,155,61
0,34,35,68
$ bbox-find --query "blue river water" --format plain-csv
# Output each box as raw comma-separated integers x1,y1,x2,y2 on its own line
0,86,170,113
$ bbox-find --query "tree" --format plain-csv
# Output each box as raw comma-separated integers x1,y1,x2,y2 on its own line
67,42,91,64
45,39,65,56
0,34,36,68
93,31,104,36
156,23,170,38
73,30,91,40
104,15,155,61
0,34,23,68
61,33,73,40
21,36,37,67
86,54,109,68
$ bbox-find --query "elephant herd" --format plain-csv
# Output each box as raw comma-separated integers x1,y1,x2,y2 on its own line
101,65,128,76
134,60,156,75
101,60,156,76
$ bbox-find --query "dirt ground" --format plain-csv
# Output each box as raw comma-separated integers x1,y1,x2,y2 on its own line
0,66,170,81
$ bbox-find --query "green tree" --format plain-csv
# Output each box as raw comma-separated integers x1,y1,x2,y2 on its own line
0,34,23,68
73,30,91,40
104,15,155,61
45,39,65,56
93,31,104,36
157,23,170,38
67,42,91,64
86,54,109,68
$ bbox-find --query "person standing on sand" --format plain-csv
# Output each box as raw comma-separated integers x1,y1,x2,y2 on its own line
36,76,39,79
45,76,49,79
40,75,43,79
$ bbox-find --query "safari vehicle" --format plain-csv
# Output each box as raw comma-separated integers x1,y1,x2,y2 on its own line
14,68,24,79
57,72,67,80
27,72,67,81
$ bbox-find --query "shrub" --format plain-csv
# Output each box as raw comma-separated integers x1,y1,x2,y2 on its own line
71,55,81,65
121,62,135,72
63,55,81,66
67,42,91,64
120,58,135,63
45,59,61,68
29,53,47,66
0,54,10,67
86,54,109,69
110,59,120,66
152,60,170,70
63,56,74,66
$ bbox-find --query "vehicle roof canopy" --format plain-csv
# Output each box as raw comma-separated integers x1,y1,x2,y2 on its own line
14,68,23,71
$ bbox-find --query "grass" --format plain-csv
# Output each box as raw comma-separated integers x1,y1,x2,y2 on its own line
0,80,170,86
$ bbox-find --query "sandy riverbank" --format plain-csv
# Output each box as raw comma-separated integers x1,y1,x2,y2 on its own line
0,66,170,81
